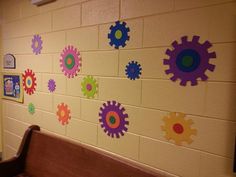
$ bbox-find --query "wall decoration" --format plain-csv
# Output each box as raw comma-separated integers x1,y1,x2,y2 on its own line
161,112,197,145
125,60,142,80
99,100,129,138
3,54,16,69
31,34,43,55
22,69,37,95
60,45,81,78
163,35,216,86
108,21,130,49
81,76,98,98
56,103,71,125
2,73,23,103
28,103,35,115
48,79,56,92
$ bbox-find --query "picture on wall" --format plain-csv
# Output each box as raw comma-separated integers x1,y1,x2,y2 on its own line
2,73,23,103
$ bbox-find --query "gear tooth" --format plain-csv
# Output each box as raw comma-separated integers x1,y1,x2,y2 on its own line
122,43,126,47
172,41,178,48
200,74,208,81
165,69,172,75
192,129,197,135
117,102,121,108
109,41,113,46
191,79,198,86
163,59,170,65
122,21,126,26
175,140,182,146
127,36,130,40
161,126,166,131
127,27,130,32
170,75,178,82
115,21,120,25
207,64,215,72
192,35,200,43
180,79,187,86
187,138,193,144
165,49,172,55
202,40,212,49
208,52,216,59
165,135,171,140
181,36,188,43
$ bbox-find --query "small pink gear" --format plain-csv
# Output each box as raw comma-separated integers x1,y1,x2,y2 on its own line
60,45,81,78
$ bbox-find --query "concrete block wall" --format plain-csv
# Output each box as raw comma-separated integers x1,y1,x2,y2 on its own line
0,0,236,177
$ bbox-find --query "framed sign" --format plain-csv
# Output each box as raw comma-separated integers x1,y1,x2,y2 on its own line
3,54,16,69
2,73,23,103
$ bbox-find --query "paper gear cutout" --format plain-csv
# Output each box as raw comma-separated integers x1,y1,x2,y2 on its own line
28,103,35,115
99,100,129,138
22,69,37,95
161,112,197,145
163,35,216,86
81,76,98,98
60,45,81,78
108,21,130,49
48,79,56,92
125,60,142,80
31,34,43,55
56,103,71,125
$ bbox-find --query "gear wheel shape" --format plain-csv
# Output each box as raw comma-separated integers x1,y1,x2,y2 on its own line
60,45,81,78
99,100,129,138
28,103,35,115
108,21,130,49
163,35,216,86
56,103,71,125
161,112,197,145
31,34,43,55
125,60,142,80
22,69,37,95
81,76,98,98
48,79,56,92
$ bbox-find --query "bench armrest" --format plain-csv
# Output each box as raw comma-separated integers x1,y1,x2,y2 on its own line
0,157,23,177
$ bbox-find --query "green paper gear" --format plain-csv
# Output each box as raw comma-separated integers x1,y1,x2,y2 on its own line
28,103,35,115
81,76,98,98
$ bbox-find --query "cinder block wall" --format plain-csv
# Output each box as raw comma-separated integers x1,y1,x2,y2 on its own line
1,0,236,177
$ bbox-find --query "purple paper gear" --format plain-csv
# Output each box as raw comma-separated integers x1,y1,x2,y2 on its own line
99,100,129,138
163,35,216,86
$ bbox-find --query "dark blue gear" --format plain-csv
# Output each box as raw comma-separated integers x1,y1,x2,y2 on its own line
108,21,130,49
125,61,142,80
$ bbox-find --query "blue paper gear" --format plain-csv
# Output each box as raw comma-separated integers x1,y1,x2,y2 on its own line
108,21,130,49
125,61,142,80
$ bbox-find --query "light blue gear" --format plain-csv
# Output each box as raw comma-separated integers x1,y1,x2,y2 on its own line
108,21,130,49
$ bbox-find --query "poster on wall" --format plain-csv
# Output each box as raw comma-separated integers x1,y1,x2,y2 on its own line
2,73,23,103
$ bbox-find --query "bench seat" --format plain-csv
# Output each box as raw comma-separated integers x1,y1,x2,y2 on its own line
0,125,164,177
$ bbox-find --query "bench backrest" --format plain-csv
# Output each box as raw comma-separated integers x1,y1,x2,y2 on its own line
24,130,162,177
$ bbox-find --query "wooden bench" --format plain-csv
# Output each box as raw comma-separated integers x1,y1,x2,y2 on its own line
0,125,164,177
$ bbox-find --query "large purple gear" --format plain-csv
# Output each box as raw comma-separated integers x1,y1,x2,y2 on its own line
31,34,43,55
60,45,81,78
99,100,129,138
48,79,56,92
163,36,216,86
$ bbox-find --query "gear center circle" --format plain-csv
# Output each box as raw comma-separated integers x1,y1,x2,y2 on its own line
106,111,120,129
86,83,92,91
61,110,65,117
65,54,75,69
173,123,184,134
176,49,200,72
115,30,122,39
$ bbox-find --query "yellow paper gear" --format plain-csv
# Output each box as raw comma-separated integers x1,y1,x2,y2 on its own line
161,112,197,145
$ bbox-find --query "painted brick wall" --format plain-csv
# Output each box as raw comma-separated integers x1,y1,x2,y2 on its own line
0,0,236,177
